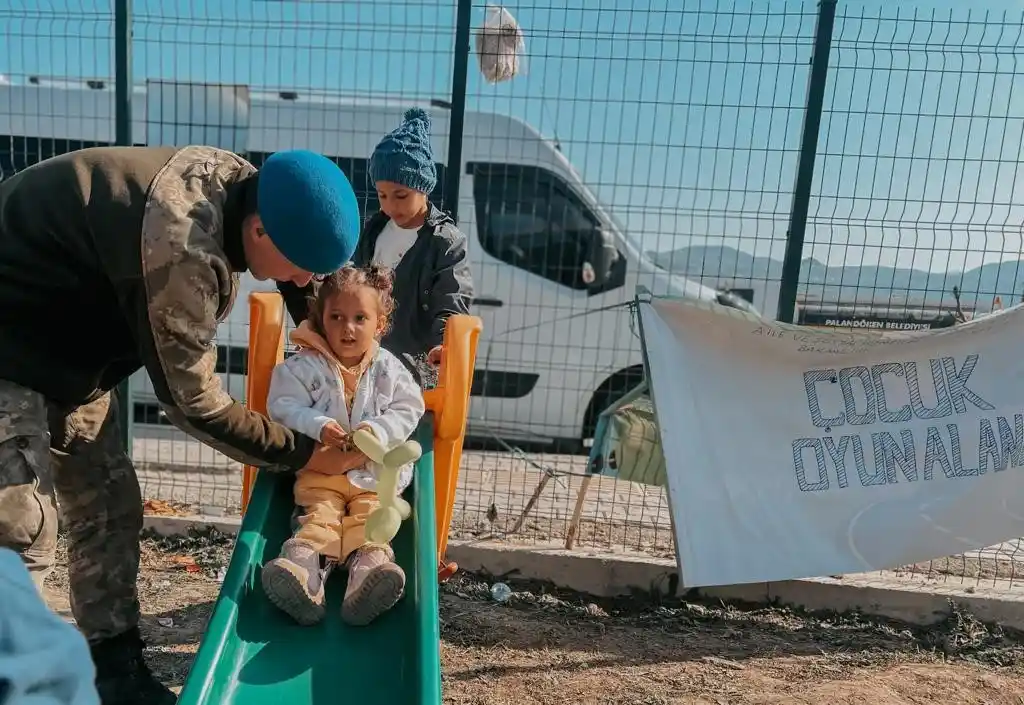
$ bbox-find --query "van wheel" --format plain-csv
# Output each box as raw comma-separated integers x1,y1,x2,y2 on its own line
582,366,645,448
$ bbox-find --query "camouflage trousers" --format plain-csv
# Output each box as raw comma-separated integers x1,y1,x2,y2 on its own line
0,379,142,643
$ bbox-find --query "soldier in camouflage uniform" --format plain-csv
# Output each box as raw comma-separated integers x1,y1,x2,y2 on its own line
0,145,362,705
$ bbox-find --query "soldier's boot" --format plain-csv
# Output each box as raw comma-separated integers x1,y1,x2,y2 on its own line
90,626,177,705
341,544,405,626
261,538,326,625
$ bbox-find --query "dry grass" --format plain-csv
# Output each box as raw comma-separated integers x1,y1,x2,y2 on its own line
40,530,1024,703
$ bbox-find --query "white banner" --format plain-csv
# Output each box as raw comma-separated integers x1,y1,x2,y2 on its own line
640,297,1024,587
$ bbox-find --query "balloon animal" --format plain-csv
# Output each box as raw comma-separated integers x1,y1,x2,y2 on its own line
351,427,423,545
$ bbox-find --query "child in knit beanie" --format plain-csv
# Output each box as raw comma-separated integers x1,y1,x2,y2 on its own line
352,108,474,381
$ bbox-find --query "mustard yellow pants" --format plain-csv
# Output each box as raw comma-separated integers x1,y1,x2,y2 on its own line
292,469,382,562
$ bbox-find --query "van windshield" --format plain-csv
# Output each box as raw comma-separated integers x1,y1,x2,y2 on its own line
586,189,641,252
556,165,646,259
470,161,630,291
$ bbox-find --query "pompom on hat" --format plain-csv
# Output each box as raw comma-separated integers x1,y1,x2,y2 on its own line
257,150,361,275
368,108,437,195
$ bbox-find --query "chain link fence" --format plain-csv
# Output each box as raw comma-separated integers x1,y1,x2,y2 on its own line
3,0,1024,587
796,5,1024,585
451,1,814,558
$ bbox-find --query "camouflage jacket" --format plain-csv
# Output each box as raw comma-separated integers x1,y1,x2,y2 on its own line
0,145,315,469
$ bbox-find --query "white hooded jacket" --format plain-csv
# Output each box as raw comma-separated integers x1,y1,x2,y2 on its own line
267,322,426,493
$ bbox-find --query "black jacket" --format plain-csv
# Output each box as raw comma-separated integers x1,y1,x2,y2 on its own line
352,205,474,377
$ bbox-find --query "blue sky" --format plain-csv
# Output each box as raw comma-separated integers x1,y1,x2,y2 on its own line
3,0,1024,275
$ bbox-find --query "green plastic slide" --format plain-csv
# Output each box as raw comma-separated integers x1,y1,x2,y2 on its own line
176,423,442,705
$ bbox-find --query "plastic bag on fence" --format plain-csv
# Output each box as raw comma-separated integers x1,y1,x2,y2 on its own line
476,5,526,84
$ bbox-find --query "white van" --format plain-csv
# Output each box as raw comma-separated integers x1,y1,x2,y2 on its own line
0,78,756,452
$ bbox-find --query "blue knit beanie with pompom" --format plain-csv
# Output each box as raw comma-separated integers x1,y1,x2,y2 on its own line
368,108,437,195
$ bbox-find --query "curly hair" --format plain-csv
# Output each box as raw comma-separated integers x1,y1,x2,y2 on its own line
306,264,397,338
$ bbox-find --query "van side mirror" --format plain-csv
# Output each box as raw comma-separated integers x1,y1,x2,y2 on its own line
715,288,760,315
583,228,619,288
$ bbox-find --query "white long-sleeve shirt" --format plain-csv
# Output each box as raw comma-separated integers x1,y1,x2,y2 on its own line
372,219,421,270
267,342,425,492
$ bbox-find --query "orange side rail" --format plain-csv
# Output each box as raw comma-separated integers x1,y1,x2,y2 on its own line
240,292,286,516
239,291,482,580
421,315,482,568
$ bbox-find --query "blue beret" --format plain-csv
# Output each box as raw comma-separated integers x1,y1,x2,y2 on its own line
257,150,360,275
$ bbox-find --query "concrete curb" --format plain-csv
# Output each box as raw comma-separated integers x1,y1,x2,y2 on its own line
142,514,1024,630
448,540,1024,629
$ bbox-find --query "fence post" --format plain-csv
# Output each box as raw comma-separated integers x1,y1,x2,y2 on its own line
444,0,473,222
114,0,133,453
775,0,837,323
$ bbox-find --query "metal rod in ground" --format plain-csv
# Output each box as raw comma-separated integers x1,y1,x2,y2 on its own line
509,473,552,535
775,0,838,324
443,0,473,221
114,0,133,453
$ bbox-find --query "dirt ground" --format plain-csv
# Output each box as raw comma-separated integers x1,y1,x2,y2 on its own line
42,529,1024,705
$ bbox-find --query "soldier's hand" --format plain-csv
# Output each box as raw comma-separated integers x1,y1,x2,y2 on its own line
301,445,368,476
302,444,346,475
336,450,370,473
320,421,348,448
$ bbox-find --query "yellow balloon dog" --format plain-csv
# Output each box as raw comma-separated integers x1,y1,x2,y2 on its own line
351,427,423,545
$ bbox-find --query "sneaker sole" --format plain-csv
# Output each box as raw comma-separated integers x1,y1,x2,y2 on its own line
261,563,326,626
341,565,405,626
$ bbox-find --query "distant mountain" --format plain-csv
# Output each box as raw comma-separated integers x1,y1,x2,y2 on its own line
650,247,784,281
649,245,1024,307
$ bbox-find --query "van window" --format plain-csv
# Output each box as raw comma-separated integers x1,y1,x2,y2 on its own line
247,152,448,219
470,162,604,290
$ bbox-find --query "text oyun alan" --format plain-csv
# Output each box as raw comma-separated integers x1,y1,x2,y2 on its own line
791,355,1022,492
